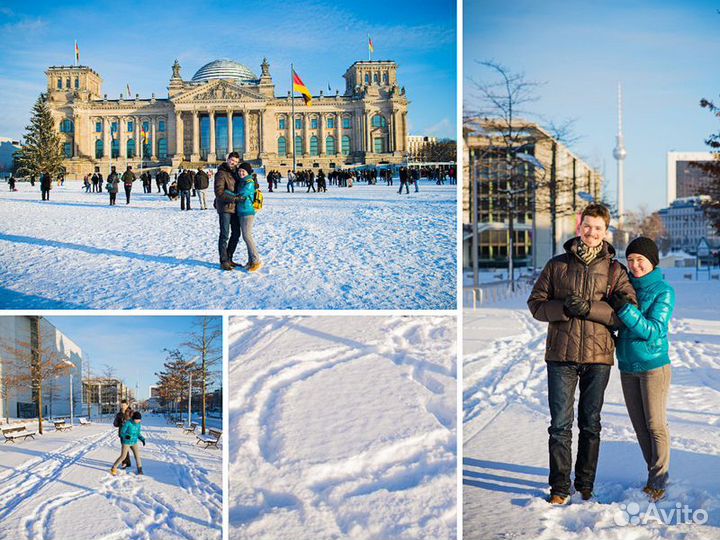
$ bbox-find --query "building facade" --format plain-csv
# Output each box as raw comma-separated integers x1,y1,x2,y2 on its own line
666,151,716,205
0,317,83,420
657,196,720,254
407,135,437,160
46,58,410,177
463,119,604,269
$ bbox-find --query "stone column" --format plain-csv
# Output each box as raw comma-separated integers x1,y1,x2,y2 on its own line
365,112,372,153
303,113,309,156
175,111,183,159
151,117,157,159
227,110,234,154
119,117,126,158
258,111,264,154
319,114,326,156
192,111,200,161
103,118,110,158
243,112,250,158
134,117,141,160
209,110,216,160
336,114,342,156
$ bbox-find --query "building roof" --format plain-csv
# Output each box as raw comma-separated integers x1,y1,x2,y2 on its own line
191,59,258,84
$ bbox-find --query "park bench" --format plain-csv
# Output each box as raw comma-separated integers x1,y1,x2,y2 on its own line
183,423,198,434
78,417,91,426
2,425,38,443
196,428,222,449
53,420,72,432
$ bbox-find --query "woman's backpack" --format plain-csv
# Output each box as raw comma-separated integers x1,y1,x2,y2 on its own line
253,188,264,211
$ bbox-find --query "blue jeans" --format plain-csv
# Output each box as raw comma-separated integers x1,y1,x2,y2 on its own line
547,361,611,497
218,212,240,263
180,189,191,210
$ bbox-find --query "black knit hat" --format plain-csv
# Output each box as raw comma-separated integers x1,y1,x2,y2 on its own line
626,236,659,268
238,162,253,175
132,411,142,420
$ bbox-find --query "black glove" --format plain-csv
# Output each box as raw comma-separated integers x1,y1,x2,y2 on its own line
124,435,130,441
141,439,146,446
564,295,591,319
608,291,632,313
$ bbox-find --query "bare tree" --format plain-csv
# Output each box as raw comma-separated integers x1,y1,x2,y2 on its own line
0,317,73,434
0,354,27,424
181,317,222,434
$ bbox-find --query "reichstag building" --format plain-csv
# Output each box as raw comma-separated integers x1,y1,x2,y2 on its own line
46,57,410,176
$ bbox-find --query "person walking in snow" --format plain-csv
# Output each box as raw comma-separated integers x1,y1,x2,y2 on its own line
113,400,133,469
609,237,674,503
111,411,145,475
287,169,295,193
122,165,136,204
107,166,120,206
527,203,637,505
40,171,52,200
195,166,210,210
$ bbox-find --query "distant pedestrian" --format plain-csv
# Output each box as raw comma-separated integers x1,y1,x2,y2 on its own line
40,171,52,200
177,168,192,210
287,169,295,193
195,166,209,210
398,167,409,195
122,165,136,204
107,166,120,205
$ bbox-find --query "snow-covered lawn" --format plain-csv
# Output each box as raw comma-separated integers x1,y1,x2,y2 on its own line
463,268,720,539
0,414,222,540
0,179,456,310
228,315,457,539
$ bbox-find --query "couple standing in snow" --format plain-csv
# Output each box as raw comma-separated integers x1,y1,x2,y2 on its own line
214,152,262,272
110,400,145,476
528,203,675,505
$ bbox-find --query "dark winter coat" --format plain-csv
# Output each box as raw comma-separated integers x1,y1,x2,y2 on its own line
194,170,209,190
122,170,136,187
177,171,193,190
527,238,637,365
214,162,238,214
40,173,52,190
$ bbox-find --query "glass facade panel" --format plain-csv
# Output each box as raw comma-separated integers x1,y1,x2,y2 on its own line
342,117,351,129
127,139,136,158
64,142,72,158
200,115,210,159
111,139,119,158
310,136,319,156
233,115,245,154
159,120,166,132
326,136,336,155
215,115,228,159
278,137,287,157
342,135,351,155
95,139,103,159
158,138,167,158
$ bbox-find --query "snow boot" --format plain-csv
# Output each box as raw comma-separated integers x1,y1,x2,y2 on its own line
229,260,245,269
579,489,593,501
220,262,234,271
547,494,571,505
137,467,144,475
110,468,118,476
247,261,263,273
645,487,665,502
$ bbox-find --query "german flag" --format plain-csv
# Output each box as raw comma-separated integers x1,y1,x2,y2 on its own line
292,70,312,106
74,41,79,64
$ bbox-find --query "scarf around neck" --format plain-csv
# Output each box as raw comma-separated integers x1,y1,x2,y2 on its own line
576,239,603,265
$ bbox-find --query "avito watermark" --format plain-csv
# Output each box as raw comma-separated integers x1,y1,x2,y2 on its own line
614,501,709,526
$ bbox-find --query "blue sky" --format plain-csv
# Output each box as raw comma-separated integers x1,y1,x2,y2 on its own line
464,0,719,212
45,316,222,400
0,0,456,141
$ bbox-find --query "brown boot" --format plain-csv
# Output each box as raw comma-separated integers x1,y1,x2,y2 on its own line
220,262,234,271
579,489,593,501
247,261,263,273
548,494,571,505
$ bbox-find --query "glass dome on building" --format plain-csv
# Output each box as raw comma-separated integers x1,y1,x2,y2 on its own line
191,59,258,84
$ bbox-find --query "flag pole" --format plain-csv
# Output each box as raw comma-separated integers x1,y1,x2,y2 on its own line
368,35,370,61
291,63,296,173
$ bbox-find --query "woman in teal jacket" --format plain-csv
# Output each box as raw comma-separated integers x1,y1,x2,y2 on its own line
111,411,145,475
608,237,674,502
234,163,262,272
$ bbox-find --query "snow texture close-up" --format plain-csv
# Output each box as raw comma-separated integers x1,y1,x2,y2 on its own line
0,179,456,310
228,315,457,540
0,414,222,540
463,268,720,540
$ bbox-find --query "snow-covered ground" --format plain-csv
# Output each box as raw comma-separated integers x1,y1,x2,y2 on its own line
227,315,457,539
463,268,720,539
0,414,222,540
0,179,456,309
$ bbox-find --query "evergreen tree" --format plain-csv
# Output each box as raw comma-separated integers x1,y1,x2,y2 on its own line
696,97,720,233
15,93,64,179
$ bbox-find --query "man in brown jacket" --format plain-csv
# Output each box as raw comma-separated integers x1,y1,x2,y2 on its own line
214,151,242,270
528,203,636,505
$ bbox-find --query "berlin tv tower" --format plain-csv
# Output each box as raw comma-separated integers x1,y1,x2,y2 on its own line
612,82,627,228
